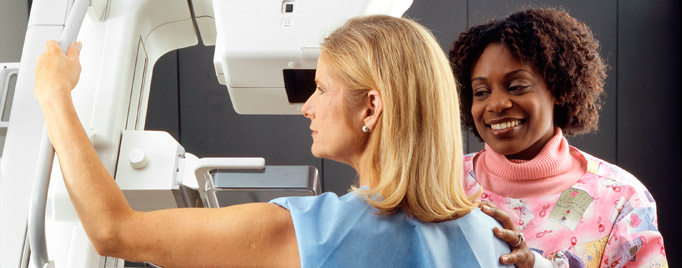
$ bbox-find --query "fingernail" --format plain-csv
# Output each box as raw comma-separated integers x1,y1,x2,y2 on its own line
501,256,508,263
77,41,82,50
481,205,490,212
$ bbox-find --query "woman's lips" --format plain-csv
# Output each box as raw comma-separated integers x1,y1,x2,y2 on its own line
489,119,521,130
486,119,523,138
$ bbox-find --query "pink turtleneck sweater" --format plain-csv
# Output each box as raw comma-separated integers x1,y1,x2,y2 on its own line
473,128,587,198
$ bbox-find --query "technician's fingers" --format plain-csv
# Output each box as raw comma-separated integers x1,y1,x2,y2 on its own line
480,201,517,231
500,248,534,268
494,227,523,245
493,227,534,267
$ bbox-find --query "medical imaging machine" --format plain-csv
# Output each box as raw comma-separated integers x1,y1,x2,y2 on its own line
0,0,412,267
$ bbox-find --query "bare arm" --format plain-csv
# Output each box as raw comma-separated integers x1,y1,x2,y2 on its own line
34,40,299,267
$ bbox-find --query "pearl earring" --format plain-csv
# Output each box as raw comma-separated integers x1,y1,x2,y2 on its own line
362,126,370,133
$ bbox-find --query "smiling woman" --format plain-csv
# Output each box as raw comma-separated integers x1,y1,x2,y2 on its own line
470,44,556,160
450,7,668,268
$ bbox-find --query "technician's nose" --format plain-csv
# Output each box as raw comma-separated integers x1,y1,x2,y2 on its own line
486,90,512,114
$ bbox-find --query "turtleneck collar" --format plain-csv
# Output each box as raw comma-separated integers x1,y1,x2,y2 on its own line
473,127,587,198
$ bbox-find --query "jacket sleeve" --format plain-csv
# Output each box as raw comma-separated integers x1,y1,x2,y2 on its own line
597,187,668,268
545,178,668,268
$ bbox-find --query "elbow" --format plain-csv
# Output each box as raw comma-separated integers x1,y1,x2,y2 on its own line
88,212,136,258
89,225,123,257
86,208,136,257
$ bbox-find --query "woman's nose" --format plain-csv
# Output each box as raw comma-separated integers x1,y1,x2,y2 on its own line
486,90,512,114
301,95,314,118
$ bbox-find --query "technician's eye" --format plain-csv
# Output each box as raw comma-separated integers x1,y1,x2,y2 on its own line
508,85,530,94
472,88,489,100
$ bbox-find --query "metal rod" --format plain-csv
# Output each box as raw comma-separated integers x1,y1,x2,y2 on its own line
28,1,90,267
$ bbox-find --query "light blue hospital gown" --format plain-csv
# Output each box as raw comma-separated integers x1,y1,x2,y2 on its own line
271,190,511,268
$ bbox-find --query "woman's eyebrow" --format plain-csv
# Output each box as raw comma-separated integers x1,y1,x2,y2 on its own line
504,69,532,79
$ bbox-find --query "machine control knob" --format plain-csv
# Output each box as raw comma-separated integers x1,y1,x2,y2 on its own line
129,148,148,169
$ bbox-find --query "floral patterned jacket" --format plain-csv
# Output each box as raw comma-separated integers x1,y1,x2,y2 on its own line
463,149,668,268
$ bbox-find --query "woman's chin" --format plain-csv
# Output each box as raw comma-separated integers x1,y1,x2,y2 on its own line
485,142,523,157
310,147,324,158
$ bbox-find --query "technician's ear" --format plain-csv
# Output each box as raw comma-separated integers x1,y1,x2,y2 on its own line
363,90,383,131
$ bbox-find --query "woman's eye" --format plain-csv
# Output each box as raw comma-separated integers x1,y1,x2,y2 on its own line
316,87,325,94
508,85,530,94
473,89,489,99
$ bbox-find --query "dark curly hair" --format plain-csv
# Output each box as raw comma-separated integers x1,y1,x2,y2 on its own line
449,8,607,138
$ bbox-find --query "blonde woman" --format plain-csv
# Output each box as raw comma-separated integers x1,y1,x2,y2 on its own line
35,15,510,267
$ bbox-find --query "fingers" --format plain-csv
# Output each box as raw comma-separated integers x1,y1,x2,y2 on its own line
44,40,81,58
499,251,525,265
45,40,60,52
35,40,83,102
497,231,535,267
494,227,524,246
480,202,517,231
499,246,535,268
481,202,535,268
500,252,519,265
66,41,82,60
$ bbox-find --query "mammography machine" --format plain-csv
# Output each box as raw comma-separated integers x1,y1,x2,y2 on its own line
0,0,412,267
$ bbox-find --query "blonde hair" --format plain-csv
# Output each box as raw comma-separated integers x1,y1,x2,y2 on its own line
322,15,478,222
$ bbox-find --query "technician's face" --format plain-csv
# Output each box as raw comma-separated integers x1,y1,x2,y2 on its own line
301,55,364,164
470,43,555,160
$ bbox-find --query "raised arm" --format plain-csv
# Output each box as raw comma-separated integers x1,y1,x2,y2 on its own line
34,40,299,267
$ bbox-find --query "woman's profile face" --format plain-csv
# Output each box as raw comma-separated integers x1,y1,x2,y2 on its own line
301,55,364,164
470,43,556,160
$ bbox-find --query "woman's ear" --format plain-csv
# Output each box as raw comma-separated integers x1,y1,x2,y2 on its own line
363,90,383,131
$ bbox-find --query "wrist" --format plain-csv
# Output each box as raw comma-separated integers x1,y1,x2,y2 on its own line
36,88,72,108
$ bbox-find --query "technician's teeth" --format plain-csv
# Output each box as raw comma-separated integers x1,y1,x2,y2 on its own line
490,120,521,130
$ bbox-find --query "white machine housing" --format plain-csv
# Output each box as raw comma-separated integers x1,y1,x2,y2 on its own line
212,0,412,114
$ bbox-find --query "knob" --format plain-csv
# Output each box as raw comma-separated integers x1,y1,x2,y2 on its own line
129,148,148,169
